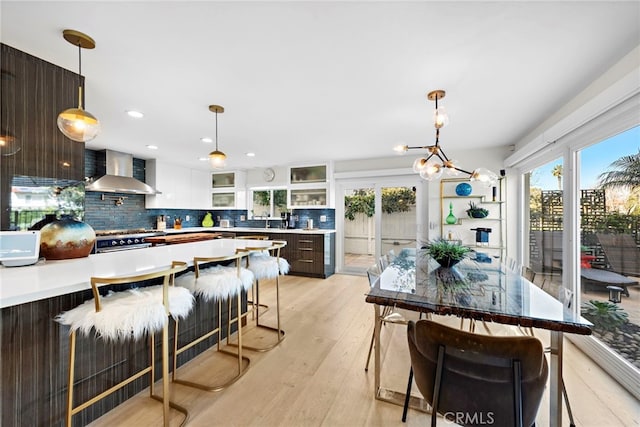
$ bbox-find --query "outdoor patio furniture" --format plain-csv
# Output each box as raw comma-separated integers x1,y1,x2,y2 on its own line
596,233,640,277
581,267,636,297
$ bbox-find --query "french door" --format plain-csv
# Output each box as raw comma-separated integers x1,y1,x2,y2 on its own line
337,178,418,275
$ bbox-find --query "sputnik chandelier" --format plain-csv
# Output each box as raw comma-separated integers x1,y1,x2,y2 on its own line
394,90,498,186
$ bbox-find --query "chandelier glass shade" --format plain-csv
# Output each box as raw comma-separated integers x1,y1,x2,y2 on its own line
57,30,101,143
208,105,227,169
395,89,498,186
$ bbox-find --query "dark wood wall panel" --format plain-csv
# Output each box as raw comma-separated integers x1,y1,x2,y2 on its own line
1,44,85,230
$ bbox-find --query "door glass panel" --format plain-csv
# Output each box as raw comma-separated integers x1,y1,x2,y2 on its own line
380,186,417,260
579,126,639,370
343,187,375,273
526,157,564,299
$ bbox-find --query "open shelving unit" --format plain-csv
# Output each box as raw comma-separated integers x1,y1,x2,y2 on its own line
439,177,506,258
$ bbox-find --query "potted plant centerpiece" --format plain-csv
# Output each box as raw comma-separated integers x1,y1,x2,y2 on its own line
466,201,489,218
425,239,470,268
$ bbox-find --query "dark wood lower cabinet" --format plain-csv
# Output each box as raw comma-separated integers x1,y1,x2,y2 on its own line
0,273,245,427
234,232,335,278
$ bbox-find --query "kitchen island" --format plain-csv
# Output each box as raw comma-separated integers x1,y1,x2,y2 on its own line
0,238,273,426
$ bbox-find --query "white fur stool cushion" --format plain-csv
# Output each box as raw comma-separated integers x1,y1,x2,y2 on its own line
55,286,194,341
247,253,290,280
175,266,254,301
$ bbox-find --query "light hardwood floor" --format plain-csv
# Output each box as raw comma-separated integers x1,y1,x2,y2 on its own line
89,274,639,427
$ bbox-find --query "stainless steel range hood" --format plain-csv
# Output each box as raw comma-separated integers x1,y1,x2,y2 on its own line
85,150,159,195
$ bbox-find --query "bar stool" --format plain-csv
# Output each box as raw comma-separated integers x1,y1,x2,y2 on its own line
55,261,192,427
234,240,288,351
236,235,270,317
172,251,252,391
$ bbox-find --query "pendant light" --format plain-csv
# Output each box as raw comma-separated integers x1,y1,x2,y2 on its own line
57,29,101,142
0,131,20,156
394,90,498,186
208,105,227,169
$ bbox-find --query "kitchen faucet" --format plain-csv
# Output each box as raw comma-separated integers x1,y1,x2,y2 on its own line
263,211,269,228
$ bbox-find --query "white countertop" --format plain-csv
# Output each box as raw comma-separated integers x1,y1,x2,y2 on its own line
0,238,275,308
164,226,335,235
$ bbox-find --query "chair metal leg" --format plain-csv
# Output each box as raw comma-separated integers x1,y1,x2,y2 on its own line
65,330,76,427
364,331,375,372
172,296,250,391
247,281,269,319
66,326,188,427
402,367,413,422
230,276,285,352
562,378,576,427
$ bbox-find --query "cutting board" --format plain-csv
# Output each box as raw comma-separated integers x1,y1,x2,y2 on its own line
144,232,221,245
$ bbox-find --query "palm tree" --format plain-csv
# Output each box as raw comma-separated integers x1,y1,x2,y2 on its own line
597,149,640,192
551,164,563,190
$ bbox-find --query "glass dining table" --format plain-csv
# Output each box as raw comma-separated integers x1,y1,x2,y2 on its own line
365,248,593,427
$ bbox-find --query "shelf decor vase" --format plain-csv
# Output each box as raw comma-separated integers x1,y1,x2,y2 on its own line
202,212,214,227
455,182,472,196
39,215,96,260
445,202,457,225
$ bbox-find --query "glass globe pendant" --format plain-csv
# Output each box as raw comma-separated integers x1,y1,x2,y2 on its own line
57,30,100,143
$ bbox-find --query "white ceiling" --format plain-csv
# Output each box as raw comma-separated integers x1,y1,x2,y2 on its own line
2,1,638,172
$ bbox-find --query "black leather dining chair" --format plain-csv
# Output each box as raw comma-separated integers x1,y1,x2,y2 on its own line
407,319,548,427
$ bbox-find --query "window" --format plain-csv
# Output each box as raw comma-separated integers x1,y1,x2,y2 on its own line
525,157,565,299
250,188,287,218
578,127,639,373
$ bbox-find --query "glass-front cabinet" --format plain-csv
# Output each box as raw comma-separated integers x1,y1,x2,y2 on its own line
212,192,236,208
290,165,327,184
212,172,236,189
211,171,246,209
289,188,328,207
288,164,329,208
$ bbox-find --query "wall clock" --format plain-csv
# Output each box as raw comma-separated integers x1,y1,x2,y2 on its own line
263,167,276,182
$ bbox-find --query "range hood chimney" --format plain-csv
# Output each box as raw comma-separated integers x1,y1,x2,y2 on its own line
85,150,158,195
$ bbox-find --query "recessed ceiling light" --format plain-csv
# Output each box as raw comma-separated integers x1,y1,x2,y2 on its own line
201,137,213,143
126,110,144,118
198,157,209,161
246,152,255,157
146,144,158,150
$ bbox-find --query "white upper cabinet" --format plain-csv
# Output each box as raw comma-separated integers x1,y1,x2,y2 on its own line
145,160,213,209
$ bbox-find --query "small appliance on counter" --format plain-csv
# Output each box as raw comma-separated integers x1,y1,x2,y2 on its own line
219,219,232,228
306,219,314,230
156,215,166,231
281,212,297,229
0,230,41,267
